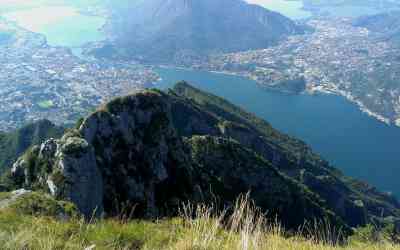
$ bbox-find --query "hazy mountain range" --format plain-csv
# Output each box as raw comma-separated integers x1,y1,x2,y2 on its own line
98,0,305,62
354,11,400,43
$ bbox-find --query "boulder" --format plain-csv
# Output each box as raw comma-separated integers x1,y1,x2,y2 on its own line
50,135,104,217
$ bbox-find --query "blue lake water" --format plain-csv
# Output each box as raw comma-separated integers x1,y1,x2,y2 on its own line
1,1,399,196
156,68,400,197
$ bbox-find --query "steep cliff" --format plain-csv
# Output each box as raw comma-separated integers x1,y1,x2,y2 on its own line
170,82,400,227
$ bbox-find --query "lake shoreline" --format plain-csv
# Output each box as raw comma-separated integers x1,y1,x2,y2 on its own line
307,85,393,127
155,66,400,196
157,64,397,128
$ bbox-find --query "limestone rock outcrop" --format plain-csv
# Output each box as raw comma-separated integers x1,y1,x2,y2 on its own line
4,83,400,232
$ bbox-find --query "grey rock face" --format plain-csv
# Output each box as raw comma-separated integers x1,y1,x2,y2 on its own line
39,138,58,160
78,91,194,218
11,158,28,185
51,135,104,217
9,135,104,218
8,90,193,219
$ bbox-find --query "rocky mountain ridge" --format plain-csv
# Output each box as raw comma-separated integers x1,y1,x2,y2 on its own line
3,82,400,232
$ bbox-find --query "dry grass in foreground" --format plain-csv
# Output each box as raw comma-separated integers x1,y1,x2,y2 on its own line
0,195,398,250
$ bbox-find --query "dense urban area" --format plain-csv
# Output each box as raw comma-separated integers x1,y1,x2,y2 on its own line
0,18,158,130
189,18,400,126
1,1,400,130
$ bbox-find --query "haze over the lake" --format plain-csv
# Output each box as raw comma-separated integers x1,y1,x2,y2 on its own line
0,1,106,55
246,0,311,19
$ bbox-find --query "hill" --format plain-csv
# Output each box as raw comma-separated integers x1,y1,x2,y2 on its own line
2,82,399,234
353,11,400,43
96,0,305,62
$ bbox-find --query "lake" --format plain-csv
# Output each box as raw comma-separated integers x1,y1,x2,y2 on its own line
1,4,106,56
156,67,400,197
246,0,311,19
1,1,400,196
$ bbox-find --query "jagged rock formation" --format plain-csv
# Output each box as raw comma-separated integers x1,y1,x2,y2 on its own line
4,83,400,231
10,90,196,220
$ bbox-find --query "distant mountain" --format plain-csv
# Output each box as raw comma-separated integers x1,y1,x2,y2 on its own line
354,11,400,43
100,0,305,62
0,120,64,174
3,82,400,231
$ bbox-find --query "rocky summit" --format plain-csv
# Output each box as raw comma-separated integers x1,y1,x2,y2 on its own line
4,82,400,232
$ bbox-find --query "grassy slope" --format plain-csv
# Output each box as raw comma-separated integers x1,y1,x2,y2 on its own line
0,192,397,250
0,210,398,250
